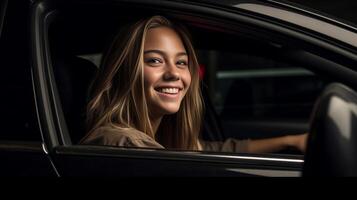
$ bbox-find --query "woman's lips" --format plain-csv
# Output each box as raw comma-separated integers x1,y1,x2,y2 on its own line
155,87,182,99
156,87,179,94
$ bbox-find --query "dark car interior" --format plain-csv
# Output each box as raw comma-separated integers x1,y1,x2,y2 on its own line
51,54,98,144
47,2,351,156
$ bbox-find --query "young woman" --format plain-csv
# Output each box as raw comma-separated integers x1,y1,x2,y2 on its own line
79,16,307,153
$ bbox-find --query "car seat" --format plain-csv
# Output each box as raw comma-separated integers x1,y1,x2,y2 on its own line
303,83,357,176
53,54,98,144
201,83,225,141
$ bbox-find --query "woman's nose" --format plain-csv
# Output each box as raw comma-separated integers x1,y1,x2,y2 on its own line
163,61,180,81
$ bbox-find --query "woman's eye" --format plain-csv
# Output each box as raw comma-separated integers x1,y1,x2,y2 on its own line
146,58,162,64
177,60,188,67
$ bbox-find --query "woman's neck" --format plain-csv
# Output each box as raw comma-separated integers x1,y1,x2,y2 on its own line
150,116,162,135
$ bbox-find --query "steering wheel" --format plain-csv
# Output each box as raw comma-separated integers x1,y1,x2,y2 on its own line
303,83,357,176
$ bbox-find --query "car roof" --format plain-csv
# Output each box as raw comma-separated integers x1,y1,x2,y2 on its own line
168,0,357,30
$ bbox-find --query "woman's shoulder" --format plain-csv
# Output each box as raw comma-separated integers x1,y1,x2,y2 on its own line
80,124,164,149
91,125,146,140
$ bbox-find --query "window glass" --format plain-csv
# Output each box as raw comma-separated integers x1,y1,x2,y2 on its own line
194,29,332,146
210,51,323,119
48,4,333,155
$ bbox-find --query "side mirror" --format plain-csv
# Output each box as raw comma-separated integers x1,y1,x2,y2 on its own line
303,83,357,176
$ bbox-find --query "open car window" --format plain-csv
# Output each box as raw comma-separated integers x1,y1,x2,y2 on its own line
46,2,353,157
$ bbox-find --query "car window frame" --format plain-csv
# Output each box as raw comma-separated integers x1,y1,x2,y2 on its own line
0,0,8,38
31,0,357,176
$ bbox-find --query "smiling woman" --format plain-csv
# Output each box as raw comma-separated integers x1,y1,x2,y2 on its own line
79,15,307,153
79,16,203,150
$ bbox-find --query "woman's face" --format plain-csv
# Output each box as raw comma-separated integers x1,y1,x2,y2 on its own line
143,27,191,117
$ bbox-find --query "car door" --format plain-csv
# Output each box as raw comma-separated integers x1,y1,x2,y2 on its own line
30,0,357,176
0,0,57,176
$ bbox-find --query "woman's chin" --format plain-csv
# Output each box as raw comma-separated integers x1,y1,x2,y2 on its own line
159,104,181,115
163,108,180,115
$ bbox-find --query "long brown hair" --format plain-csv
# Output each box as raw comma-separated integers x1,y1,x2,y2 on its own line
82,16,203,150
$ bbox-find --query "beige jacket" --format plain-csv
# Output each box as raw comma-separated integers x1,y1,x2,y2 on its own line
80,125,249,153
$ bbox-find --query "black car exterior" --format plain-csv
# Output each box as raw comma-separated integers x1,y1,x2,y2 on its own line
1,0,357,176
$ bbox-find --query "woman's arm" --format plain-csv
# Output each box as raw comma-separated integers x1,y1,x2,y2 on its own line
199,133,308,153
246,133,308,154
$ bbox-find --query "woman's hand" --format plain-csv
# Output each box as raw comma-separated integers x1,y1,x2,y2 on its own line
287,133,309,153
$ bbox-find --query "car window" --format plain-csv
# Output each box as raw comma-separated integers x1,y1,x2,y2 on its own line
0,0,41,141
199,49,327,140
47,3,341,155
194,29,332,147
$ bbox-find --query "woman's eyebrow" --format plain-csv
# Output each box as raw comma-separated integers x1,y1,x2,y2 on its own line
144,49,164,55
144,50,187,57
176,52,188,57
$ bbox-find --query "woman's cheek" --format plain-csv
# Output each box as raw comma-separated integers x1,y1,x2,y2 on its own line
185,70,192,91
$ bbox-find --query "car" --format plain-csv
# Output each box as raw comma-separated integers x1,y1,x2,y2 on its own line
1,0,357,176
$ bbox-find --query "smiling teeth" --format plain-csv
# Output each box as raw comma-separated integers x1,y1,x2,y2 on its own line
160,88,179,94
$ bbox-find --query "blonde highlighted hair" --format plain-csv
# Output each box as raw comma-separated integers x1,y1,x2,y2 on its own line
82,16,203,150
